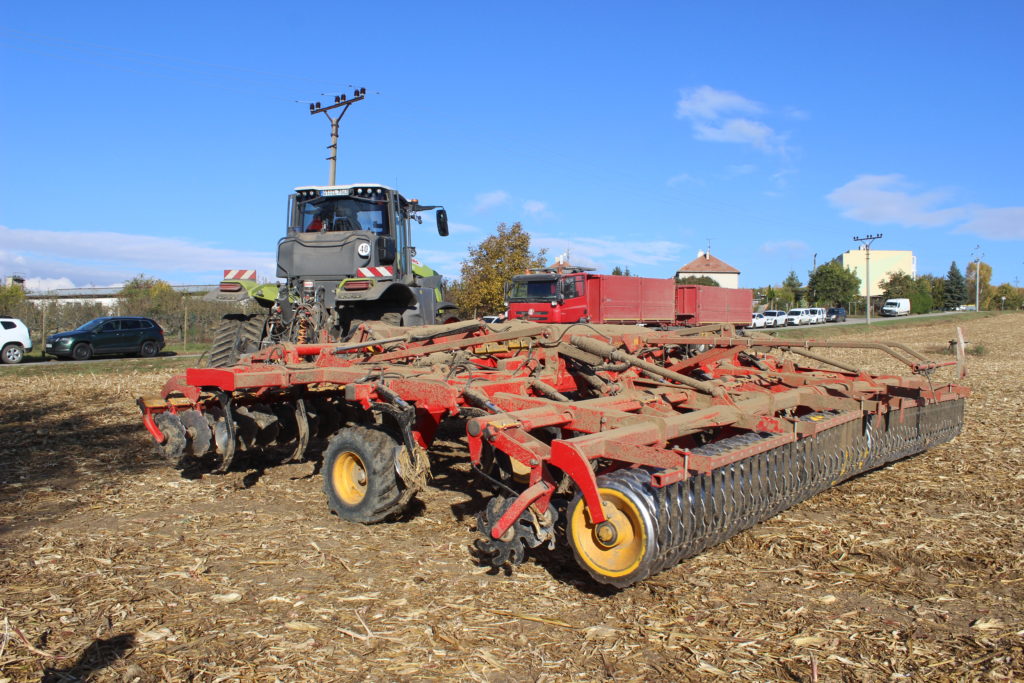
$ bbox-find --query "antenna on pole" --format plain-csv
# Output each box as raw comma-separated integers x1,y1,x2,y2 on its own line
309,87,367,185
853,234,882,325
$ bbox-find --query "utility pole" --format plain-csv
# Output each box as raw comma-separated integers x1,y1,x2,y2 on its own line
853,234,883,325
310,87,367,186
971,245,984,311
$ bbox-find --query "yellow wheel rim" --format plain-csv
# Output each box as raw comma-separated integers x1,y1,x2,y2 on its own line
570,488,646,579
331,450,368,505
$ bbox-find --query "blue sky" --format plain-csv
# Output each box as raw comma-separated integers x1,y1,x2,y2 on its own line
2,2,1022,291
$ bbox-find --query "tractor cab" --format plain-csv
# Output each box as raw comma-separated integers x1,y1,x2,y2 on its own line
278,184,448,284
289,184,395,236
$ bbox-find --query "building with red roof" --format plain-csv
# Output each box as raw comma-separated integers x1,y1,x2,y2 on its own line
675,251,741,288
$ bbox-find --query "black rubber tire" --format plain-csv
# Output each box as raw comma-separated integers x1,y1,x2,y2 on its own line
205,313,266,367
1,344,24,364
139,340,158,357
72,343,93,361
322,426,408,524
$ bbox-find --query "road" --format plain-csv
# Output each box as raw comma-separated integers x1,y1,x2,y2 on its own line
0,352,202,369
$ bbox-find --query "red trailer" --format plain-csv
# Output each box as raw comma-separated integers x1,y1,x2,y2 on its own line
505,267,752,327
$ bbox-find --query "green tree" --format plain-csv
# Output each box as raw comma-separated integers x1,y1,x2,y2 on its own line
880,270,933,313
611,266,623,276
118,275,182,320
677,275,720,287
0,282,26,316
965,260,993,310
778,271,803,307
918,274,945,309
944,261,967,310
806,262,860,307
992,282,1024,310
451,222,547,317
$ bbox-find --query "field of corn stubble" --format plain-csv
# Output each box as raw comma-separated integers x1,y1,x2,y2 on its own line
1,314,1021,681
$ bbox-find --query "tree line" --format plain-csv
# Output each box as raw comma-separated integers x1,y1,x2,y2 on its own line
757,259,1022,313
0,275,258,348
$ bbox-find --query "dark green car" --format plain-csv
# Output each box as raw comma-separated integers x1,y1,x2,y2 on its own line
45,316,165,361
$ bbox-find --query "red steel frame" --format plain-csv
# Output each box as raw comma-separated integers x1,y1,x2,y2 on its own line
139,323,969,544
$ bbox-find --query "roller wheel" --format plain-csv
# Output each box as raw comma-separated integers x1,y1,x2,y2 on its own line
1,343,24,364
72,343,93,361
322,426,408,524
566,469,659,588
205,313,266,367
139,340,158,357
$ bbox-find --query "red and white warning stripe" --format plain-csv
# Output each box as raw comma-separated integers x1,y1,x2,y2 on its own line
356,266,394,278
223,269,257,280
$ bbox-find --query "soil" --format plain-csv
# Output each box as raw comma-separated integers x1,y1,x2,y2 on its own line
1,314,1021,681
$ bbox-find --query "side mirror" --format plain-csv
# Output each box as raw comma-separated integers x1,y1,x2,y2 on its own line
436,209,449,237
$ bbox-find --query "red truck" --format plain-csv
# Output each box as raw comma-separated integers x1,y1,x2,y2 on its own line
505,266,752,327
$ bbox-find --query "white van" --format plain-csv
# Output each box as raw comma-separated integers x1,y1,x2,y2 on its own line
784,308,810,326
881,298,911,316
805,307,826,324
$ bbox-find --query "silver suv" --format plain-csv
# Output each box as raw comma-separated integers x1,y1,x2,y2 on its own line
0,317,32,364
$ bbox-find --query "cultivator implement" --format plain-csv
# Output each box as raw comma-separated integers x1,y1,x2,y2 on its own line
139,321,968,587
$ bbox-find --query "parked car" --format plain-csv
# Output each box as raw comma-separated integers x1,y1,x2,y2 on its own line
45,316,165,361
881,298,911,316
826,307,847,322
0,317,32,364
748,312,767,329
784,308,811,326
761,310,786,327
805,307,826,324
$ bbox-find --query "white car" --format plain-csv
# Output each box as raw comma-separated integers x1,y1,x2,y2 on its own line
0,317,32,364
805,307,826,324
748,313,767,329
761,310,786,327
784,308,811,326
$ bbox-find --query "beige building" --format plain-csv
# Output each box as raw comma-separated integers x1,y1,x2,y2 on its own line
676,252,741,288
837,248,916,297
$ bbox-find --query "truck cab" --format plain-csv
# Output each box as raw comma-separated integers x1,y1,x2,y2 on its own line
506,267,592,323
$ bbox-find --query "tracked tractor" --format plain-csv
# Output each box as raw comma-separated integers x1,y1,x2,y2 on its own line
205,183,454,367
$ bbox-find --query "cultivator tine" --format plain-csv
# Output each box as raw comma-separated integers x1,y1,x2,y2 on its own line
285,398,311,463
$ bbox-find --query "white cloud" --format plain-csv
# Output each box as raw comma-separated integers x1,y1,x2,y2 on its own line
23,277,76,292
532,235,687,270
727,164,757,176
676,85,762,120
693,119,780,152
446,222,479,235
0,224,276,287
826,174,966,227
522,200,548,216
827,174,1024,241
676,86,786,154
667,173,702,186
473,190,510,213
760,240,809,255
957,207,1024,240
